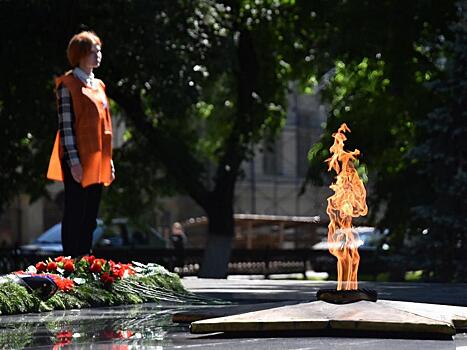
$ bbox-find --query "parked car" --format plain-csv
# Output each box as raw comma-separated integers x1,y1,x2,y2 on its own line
311,226,390,252
19,218,169,256
311,226,390,273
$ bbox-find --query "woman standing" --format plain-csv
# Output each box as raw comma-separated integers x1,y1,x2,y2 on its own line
47,31,115,257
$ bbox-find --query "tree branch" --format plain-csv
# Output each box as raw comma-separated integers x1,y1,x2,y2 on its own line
108,87,210,209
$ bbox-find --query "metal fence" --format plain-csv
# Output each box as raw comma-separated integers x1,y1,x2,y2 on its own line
0,248,401,278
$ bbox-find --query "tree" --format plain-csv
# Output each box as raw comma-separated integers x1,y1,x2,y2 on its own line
96,0,303,277
304,1,458,249
0,0,306,277
3,0,462,279
0,1,70,213
409,1,467,281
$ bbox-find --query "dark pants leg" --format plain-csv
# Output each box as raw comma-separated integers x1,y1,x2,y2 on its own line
62,161,103,257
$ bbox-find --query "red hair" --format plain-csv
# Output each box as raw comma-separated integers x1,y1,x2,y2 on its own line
66,31,102,67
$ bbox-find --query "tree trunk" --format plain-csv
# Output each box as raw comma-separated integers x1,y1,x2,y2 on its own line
198,198,235,278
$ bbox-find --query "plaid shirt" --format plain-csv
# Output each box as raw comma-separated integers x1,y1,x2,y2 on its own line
57,84,80,167
57,68,97,168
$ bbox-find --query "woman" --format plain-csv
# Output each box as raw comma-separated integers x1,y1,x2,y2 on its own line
47,31,115,257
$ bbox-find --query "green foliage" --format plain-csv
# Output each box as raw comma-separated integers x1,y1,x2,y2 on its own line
99,138,178,223
408,2,467,281
0,282,41,315
0,1,66,213
0,261,213,315
302,1,467,282
44,289,90,310
306,56,418,215
74,281,123,306
0,0,306,217
133,273,184,294
405,270,423,282
0,322,34,349
304,0,458,236
128,262,187,295
1,0,464,280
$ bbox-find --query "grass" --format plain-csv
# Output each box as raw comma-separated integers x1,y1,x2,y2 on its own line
404,270,424,282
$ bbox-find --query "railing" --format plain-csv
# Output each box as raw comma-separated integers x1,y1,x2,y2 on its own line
0,248,43,274
0,247,404,278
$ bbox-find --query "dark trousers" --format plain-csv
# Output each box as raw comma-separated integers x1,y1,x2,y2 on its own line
62,161,103,257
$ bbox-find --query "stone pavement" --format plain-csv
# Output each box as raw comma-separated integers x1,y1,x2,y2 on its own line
182,278,467,306
181,278,467,349
0,278,467,349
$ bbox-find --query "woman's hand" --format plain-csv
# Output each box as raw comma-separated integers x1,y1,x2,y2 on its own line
70,163,83,183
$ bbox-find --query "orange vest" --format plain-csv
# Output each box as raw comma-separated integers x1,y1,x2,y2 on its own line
47,72,113,187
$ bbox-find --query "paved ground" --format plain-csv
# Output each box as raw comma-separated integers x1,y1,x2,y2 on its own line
1,278,467,349
182,278,467,306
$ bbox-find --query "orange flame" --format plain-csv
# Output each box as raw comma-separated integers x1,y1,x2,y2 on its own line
326,123,368,290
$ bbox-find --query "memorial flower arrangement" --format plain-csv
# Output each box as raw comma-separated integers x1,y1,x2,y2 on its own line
33,255,135,289
0,255,209,315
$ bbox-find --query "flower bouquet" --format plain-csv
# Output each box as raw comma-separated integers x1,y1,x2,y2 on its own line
0,256,210,315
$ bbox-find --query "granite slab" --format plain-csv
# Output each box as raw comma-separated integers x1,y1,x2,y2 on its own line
190,300,457,337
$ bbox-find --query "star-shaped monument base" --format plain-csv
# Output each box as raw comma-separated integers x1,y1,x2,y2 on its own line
188,300,467,339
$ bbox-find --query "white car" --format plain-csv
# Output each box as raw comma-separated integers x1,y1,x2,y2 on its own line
19,218,169,256
312,226,390,252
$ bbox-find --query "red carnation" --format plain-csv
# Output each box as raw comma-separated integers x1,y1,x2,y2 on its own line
54,256,65,263
49,274,75,292
47,261,58,271
100,272,115,284
35,261,47,272
81,255,95,264
63,260,75,272
90,261,103,273
112,263,134,279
